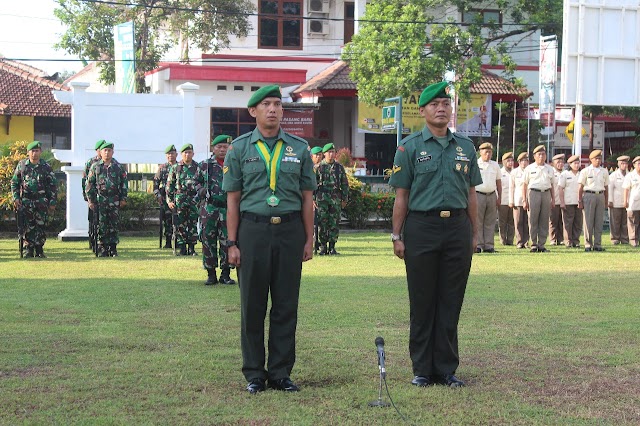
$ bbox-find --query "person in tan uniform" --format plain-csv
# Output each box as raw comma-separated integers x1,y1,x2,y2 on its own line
578,149,609,251
608,155,630,245
475,142,501,253
548,153,565,245
523,145,555,252
623,156,640,247
510,152,530,248
558,155,583,247
498,152,515,245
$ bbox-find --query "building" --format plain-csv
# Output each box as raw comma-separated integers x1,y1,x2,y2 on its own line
0,58,71,149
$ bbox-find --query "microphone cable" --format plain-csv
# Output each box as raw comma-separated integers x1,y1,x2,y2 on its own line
382,375,415,425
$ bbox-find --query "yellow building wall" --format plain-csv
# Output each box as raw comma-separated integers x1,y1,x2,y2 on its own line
0,115,34,145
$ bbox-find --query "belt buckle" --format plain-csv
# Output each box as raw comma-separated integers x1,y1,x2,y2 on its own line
270,216,282,225
440,210,451,218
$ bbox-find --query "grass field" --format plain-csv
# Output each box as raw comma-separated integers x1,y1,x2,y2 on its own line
1,233,639,425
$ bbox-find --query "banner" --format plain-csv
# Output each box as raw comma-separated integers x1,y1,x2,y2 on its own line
456,94,492,137
281,109,314,138
357,92,425,134
114,22,136,94
539,36,557,136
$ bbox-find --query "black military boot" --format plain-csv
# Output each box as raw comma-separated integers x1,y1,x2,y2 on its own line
205,269,218,286
219,268,236,285
318,244,328,255
188,244,198,256
25,246,35,258
328,243,340,255
109,244,118,257
98,244,109,257
35,245,46,258
178,244,187,256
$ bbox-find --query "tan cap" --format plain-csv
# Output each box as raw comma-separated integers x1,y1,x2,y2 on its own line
502,152,513,161
552,153,565,161
479,142,493,150
589,149,603,159
533,145,546,154
617,155,630,162
633,156,640,164
517,152,528,161
567,154,580,163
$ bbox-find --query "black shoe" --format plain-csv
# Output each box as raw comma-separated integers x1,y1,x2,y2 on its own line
219,268,236,285
98,245,109,257
328,244,340,255
538,247,550,253
109,244,118,257
530,247,538,253
268,378,300,392
178,245,187,256
483,248,496,253
411,376,433,387
318,245,327,255
188,244,198,256
35,246,46,258
163,241,172,249
475,247,482,253
434,374,465,388
246,378,266,394
594,247,605,252
205,269,218,286
25,246,35,258
516,244,525,249
585,247,592,252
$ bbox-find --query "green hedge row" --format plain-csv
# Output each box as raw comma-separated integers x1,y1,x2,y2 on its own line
343,189,395,229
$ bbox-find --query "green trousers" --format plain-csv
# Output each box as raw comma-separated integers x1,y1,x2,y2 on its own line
403,211,473,377
238,213,305,382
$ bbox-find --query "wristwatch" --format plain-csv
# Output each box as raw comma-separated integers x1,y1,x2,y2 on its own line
391,233,402,242
227,240,238,247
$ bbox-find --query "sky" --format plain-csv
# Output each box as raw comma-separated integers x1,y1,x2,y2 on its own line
0,0,85,75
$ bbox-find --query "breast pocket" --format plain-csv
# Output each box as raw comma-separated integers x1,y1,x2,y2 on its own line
415,160,438,189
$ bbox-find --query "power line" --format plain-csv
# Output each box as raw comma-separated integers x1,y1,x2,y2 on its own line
0,13,58,21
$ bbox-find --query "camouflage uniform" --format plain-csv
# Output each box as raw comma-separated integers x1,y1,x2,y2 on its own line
153,162,175,245
166,160,202,252
315,160,349,251
83,154,101,249
198,158,230,270
85,159,128,253
11,159,58,254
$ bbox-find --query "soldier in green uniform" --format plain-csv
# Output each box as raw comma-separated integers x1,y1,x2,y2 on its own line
222,85,316,394
166,144,202,256
154,144,178,249
85,141,128,257
199,135,235,285
310,146,323,253
83,140,105,251
11,141,58,258
315,143,349,255
389,81,481,388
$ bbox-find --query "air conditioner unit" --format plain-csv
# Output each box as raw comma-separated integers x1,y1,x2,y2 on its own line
308,0,330,14
308,19,330,35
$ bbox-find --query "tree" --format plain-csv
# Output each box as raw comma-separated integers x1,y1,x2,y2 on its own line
342,0,563,106
54,0,254,92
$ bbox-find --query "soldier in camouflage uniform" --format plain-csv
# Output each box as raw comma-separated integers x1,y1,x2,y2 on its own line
11,141,58,258
153,144,178,249
82,140,105,251
199,135,235,285
167,143,202,256
85,141,129,257
310,146,323,254
315,143,349,255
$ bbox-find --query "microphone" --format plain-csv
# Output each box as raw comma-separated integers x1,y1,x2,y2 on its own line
375,337,386,378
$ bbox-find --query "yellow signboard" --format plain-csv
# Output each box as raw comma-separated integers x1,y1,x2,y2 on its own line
565,120,587,143
357,92,424,134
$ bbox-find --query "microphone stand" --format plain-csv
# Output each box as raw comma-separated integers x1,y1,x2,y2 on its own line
368,365,390,407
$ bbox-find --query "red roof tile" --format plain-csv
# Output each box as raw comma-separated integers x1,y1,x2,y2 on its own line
0,59,71,117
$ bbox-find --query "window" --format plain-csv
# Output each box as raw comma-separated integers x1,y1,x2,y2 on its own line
462,9,502,26
211,108,256,139
259,0,302,49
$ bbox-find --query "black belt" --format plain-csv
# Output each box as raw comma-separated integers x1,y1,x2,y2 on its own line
241,211,301,225
476,191,495,196
410,209,466,218
208,199,227,208
585,190,604,194
530,188,549,192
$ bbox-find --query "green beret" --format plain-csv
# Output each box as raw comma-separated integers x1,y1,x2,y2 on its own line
164,144,177,154
322,143,335,153
27,141,41,151
100,141,114,150
95,139,106,150
212,135,233,146
310,146,323,155
180,143,193,153
418,81,451,107
247,85,282,107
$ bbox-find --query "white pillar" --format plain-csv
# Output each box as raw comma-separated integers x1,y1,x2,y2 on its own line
178,82,199,152
58,166,89,240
